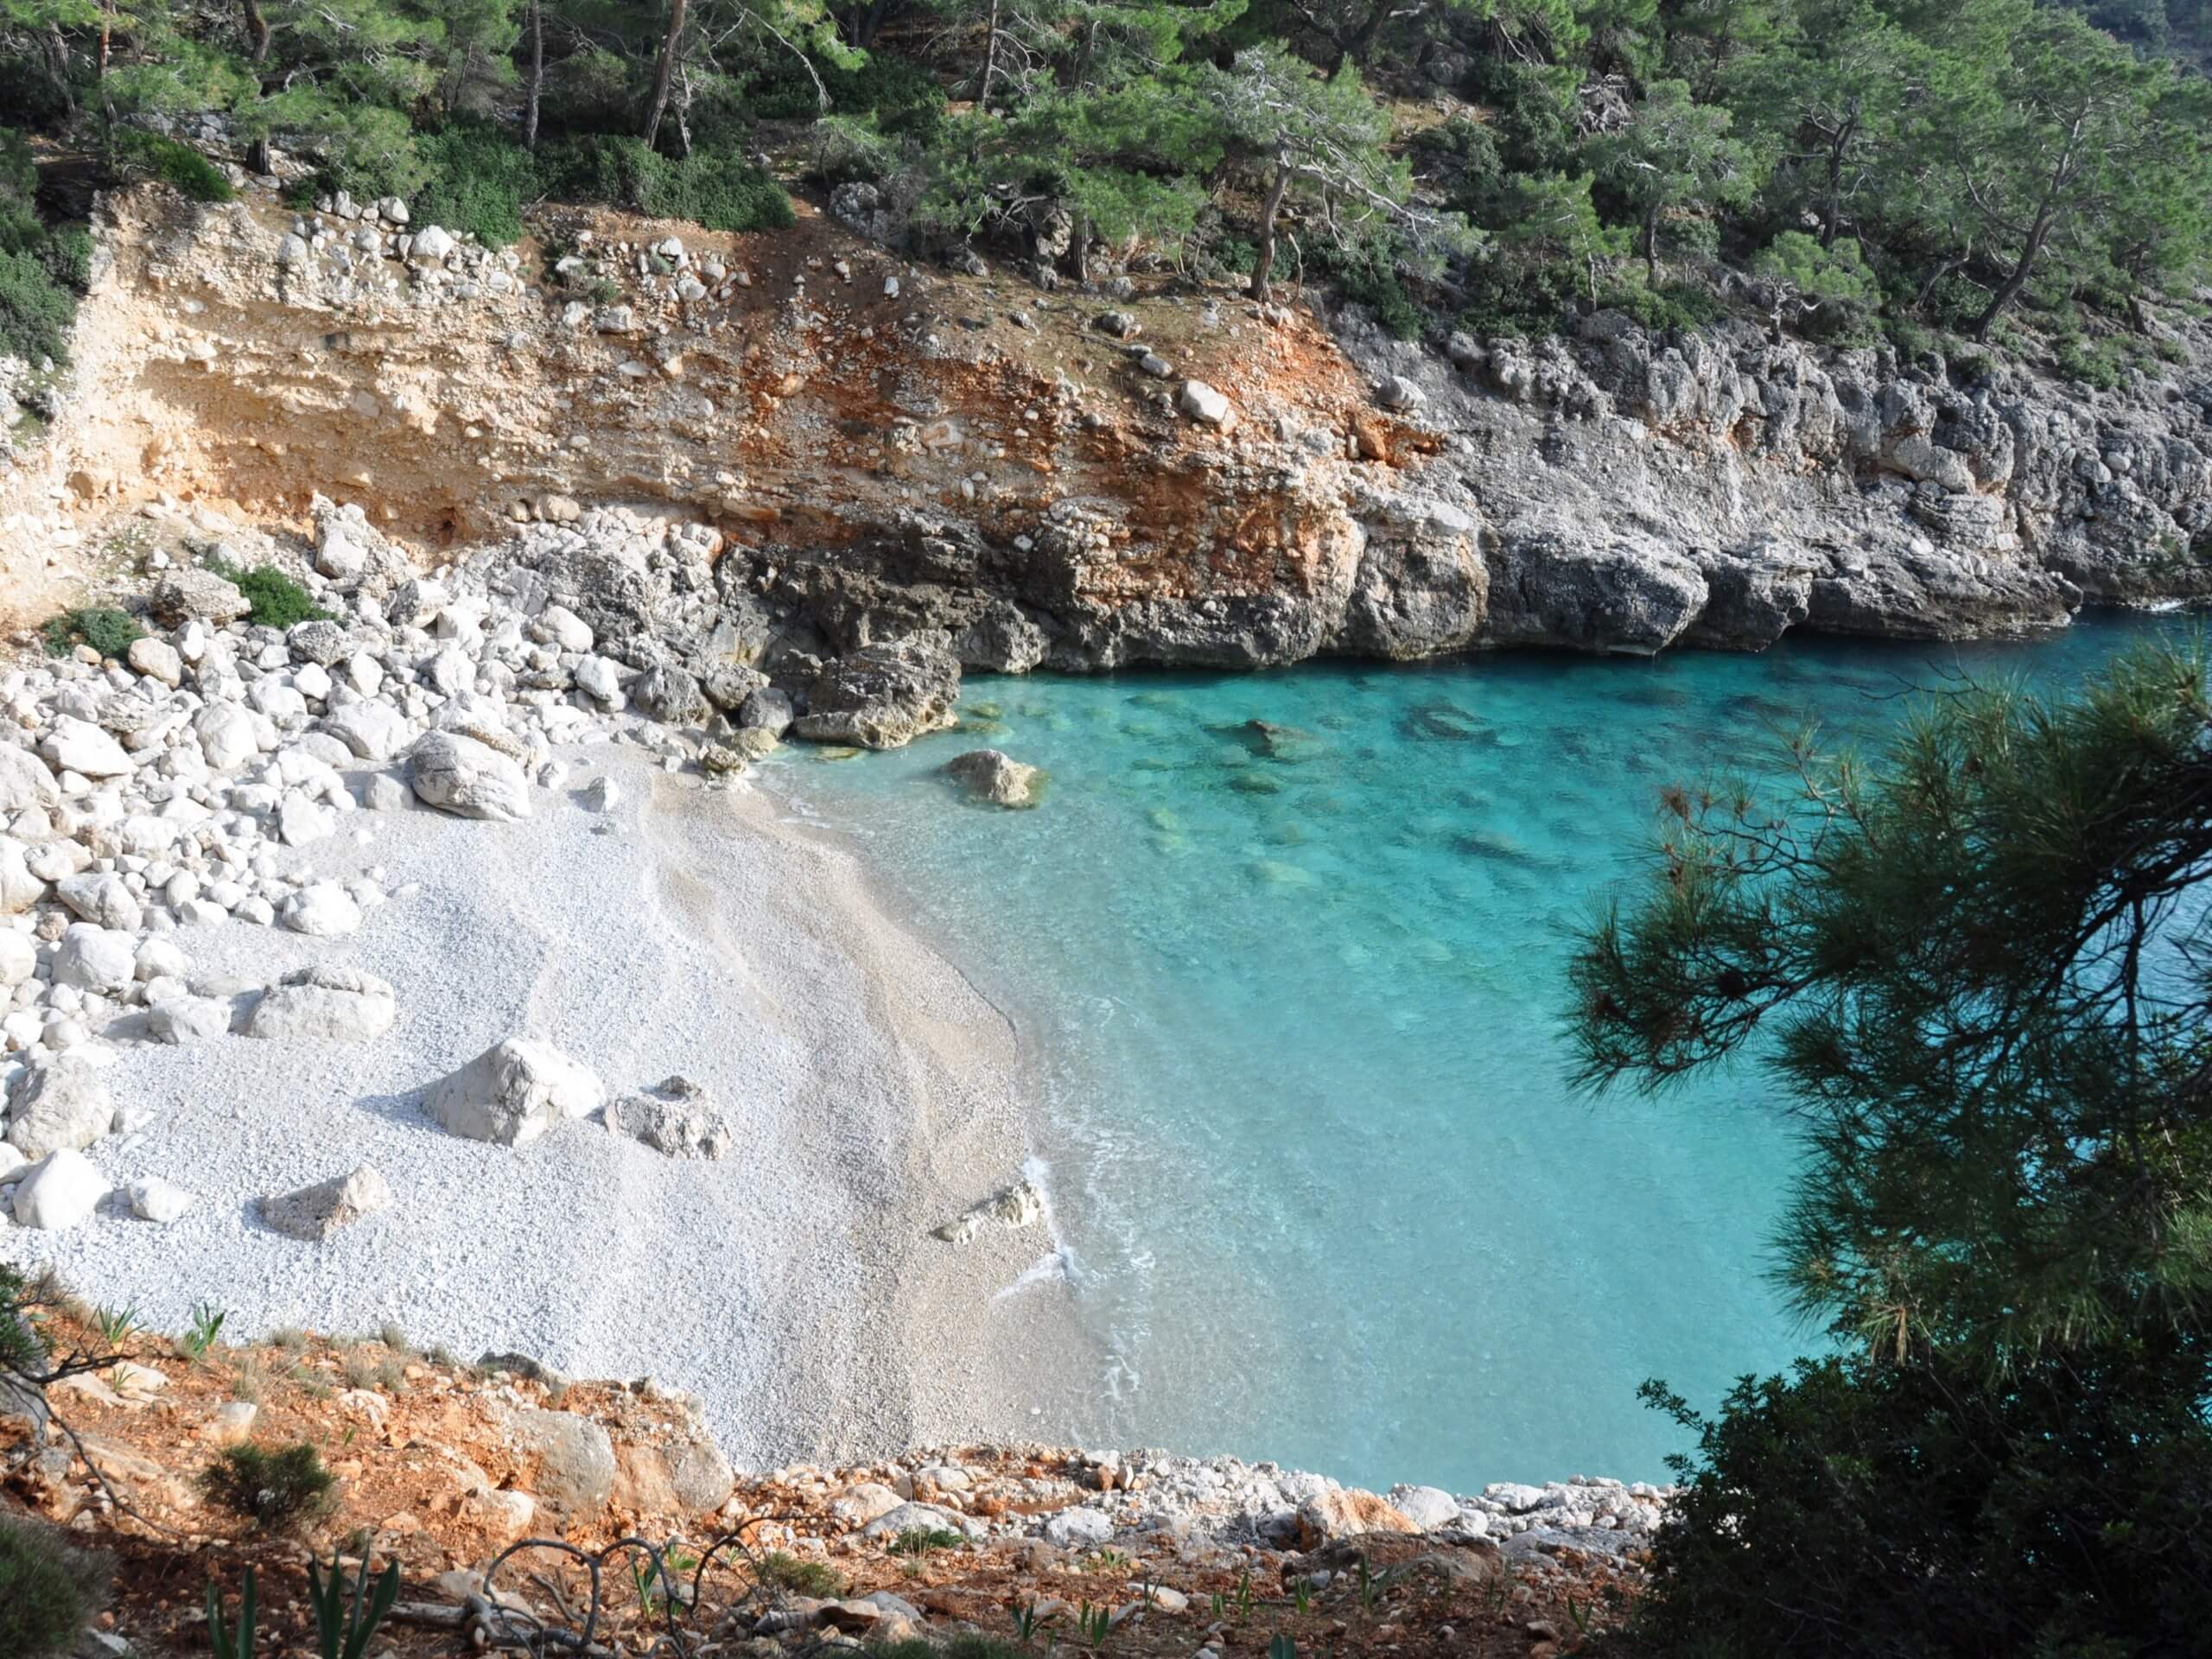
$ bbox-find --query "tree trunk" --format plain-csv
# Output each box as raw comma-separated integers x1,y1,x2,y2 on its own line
1819,111,1858,248
248,135,271,175
1249,150,1292,302
642,0,690,150
239,0,270,63
1070,211,1090,283
48,27,76,118
854,0,890,51
980,0,1001,105
1643,206,1659,283
524,0,543,149
1971,215,2050,341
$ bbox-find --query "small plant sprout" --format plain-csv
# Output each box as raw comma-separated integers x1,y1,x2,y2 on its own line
93,1303,139,1346
1075,1600,1113,1649
888,1524,965,1556
308,1551,400,1659
1268,1636,1299,1659
1013,1599,1058,1645
1293,1578,1312,1615
181,1301,227,1360
1235,1570,1255,1621
205,1566,257,1659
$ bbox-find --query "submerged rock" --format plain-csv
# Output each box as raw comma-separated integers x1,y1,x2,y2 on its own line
945,748,1044,808
933,1179,1045,1243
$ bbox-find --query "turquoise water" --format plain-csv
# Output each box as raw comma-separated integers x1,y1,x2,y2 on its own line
787,613,2183,1492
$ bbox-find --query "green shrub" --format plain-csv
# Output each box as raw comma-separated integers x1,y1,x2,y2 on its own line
0,1517,110,1658
756,1551,845,1597
40,607,143,660
206,559,332,630
110,130,234,203
199,1441,338,1530
2056,334,2127,391
0,247,73,364
1596,277,1726,335
1313,232,1425,340
887,1525,965,1556
1632,1339,2212,1657
539,136,791,234
410,124,541,247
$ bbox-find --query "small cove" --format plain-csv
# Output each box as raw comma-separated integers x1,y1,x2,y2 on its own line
781,613,2186,1493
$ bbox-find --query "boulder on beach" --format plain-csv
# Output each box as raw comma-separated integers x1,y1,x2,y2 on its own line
605,1077,730,1160
258,1163,392,1241
248,965,398,1043
5,1059,117,1158
793,634,961,750
426,1037,603,1147
409,730,533,821
945,748,1044,809
11,1147,109,1230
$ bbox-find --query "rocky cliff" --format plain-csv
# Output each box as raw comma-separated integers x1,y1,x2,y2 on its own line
4,181,2209,671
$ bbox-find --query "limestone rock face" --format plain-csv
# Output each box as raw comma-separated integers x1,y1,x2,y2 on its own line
945,749,1043,809
506,1408,617,1510
427,1037,602,1146
258,1164,392,1241
794,635,961,749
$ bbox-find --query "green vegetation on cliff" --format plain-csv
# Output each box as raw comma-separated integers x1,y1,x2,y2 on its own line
1,2,2211,368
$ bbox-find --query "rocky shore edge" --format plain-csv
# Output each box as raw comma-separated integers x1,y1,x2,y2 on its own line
7,1311,1665,1658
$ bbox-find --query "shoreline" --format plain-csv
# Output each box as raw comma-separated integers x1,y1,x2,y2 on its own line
2,740,1100,1469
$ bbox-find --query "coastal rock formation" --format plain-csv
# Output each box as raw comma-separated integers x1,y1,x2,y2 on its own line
14,184,2207,697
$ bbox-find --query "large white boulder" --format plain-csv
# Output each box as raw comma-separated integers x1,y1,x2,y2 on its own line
0,746,60,813
1178,378,1234,427
53,925,137,994
325,700,411,762
281,883,363,938
247,965,397,1043
425,1037,601,1147
149,995,233,1046
126,1175,195,1224
5,1059,117,1157
409,731,531,821
194,703,264,771
0,931,35,988
0,839,42,913
39,717,132,779
11,1147,109,1229
55,871,142,931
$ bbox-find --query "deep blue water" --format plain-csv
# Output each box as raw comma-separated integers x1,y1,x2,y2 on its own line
786,613,2183,1492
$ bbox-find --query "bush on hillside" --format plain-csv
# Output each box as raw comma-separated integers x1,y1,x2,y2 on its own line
1635,1341,2212,1656
410,124,541,247
539,135,791,233
206,559,330,630
0,1516,111,1658
40,607,143,659
199,1441,337,1529
0,248,73,364
108,130,233,203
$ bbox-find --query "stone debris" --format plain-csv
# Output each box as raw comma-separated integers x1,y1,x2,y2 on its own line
257,1163,392,1240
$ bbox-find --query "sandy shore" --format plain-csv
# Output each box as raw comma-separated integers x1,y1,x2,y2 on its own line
1,738,1098,1468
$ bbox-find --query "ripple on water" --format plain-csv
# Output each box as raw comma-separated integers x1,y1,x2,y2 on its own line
786,614,2183,1491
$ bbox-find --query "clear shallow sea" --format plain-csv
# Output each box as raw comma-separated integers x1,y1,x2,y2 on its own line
785,613,2183,1493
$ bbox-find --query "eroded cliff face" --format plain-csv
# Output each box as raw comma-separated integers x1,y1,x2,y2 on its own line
6,181,2209,667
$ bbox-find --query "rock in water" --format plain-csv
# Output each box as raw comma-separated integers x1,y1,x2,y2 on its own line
605,1077,730,1159
426,1037,603,1146
946,748,1044,808
932,1179,1045,1243
248,965,398,1043
11,1148,109,1230
409,730,533,821
258,1164,392,1241
793,634,961,750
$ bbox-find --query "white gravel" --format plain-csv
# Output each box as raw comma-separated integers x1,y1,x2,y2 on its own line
0,741,1092,1466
